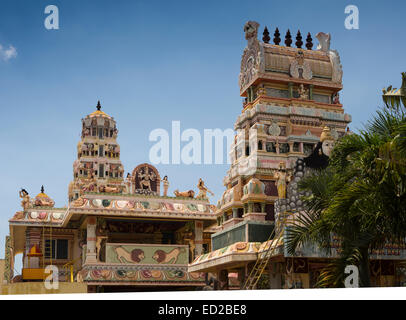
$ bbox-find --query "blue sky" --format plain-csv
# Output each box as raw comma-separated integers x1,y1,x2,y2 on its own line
0,0,405,261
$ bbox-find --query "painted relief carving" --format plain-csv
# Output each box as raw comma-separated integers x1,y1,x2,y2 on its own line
268,121,281,136
174,189,195,198
298,84,309,100
138,165,157,191
290,50,312,80
132,163,160,195
107,244,188,265
153,247,185,264
98,184,122,193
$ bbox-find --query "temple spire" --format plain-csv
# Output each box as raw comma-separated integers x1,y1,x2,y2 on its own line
306,32,313,50
285,29,292,47
295,30,303,48
96,100,101,111
262,27,270,43
273,28,281,45
41,185,44,194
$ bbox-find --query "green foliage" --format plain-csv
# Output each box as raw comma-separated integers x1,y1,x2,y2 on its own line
286,82,406,288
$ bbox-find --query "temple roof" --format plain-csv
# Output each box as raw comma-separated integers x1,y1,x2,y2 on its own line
87,101,112,119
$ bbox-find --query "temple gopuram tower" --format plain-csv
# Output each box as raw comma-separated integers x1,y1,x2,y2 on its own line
68,101,125,201
189,21,352,289
219,21,351,229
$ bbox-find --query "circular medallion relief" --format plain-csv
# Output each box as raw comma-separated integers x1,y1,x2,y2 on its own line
268,122,281,136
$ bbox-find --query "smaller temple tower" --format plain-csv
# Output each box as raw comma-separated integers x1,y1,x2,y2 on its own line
68,101,125,201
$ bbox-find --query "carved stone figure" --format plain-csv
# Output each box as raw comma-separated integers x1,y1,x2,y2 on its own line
162,176,169,197
183,230,196,262
196,178,214,200
19,189,31,210
290,51,312,80
239,21,263,91
34,197,54,207
81,180,96,193
174,189,195,198
298,84,309,100
138,165,157,191
99,185,121,193
274,162,291,199
332,92,341,104
243,21,260,47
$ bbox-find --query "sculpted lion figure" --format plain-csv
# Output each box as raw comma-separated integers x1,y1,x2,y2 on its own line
174,189,195,198
152,247,185,264
114,247,145,264
99,185,121,193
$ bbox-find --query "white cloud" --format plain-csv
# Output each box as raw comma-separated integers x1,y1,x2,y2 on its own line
0,44,17,61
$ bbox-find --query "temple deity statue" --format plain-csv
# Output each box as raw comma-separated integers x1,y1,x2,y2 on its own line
19,189,31,210
274,162,290,199
196,178,214,200
298,84,309,100
162,176,169,197
138,165,157,191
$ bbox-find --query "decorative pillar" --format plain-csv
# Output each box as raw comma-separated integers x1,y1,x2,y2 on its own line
232,208,239,219
309,84,314,100
300,142,304,154
288,82,294,98
85,217,97,264
248,202,253,213
25,228,41,268
194,221,203,256
261,203,266,213
4,236,13,284
288,142,294,154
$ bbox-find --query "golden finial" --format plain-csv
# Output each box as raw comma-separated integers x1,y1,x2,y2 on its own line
320,126,334,142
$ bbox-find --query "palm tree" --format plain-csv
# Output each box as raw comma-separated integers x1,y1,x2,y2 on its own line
286,73,406,287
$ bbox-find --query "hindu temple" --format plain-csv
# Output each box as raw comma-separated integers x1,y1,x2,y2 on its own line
2,102,217,294
189,21,406,289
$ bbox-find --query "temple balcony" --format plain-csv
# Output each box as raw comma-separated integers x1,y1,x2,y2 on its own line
78,243,206,286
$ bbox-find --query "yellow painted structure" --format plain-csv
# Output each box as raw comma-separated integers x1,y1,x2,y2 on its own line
1,282,88,295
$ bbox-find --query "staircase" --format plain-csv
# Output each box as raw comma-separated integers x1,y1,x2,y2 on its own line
243,219,286,290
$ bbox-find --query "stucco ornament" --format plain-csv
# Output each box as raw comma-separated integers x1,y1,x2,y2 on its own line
298,84,309,100
239,21,264,91
316,32,343,83
290,50,312,80
268,121,281,136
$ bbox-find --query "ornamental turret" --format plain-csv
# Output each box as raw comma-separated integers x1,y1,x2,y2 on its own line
68,101,125,201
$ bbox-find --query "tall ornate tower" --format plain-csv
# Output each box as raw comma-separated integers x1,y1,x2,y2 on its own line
68,101,125,201
216,21,351,230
